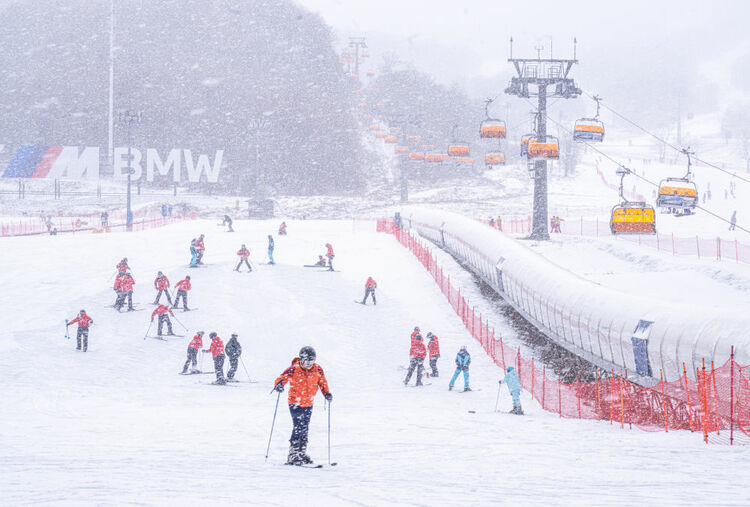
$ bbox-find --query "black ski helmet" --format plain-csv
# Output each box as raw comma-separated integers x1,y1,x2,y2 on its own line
414,326,420,332
299,346,316,362
186,275,191,280
209,332,217,338
80,309,86,314
231,333,238,338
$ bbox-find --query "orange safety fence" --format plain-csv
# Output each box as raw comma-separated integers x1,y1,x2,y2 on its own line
376,217,750,445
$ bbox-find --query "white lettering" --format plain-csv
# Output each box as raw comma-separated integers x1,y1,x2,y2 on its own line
113,147,143,180
183,149,223,183
146,148,181,182
48,146,100,180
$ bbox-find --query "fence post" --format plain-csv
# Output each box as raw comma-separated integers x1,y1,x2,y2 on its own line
711,361,720,435
619,370,624,429
500,336,506,370
531,358,535,400
471,307,476,337
730,345,735,445
516,347,521,378
660,370,668,432
696,236,700,259
699,364,708,444
683,363,694,432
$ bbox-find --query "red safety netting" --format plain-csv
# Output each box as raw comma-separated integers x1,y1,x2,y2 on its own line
376,218,750,444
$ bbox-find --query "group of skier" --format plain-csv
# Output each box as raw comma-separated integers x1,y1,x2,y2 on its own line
182,331,243,385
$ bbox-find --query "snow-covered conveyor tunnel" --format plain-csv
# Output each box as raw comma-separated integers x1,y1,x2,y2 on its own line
2,219,748,504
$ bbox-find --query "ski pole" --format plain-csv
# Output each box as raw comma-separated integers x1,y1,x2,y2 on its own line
65,320,69,340
265,389,282,462
171,314,189,332
240,356,252,382
495,382,502,412
327,399,332,465
143,320,153,340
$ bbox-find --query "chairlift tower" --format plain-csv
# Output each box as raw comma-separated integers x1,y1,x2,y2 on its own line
348,37,367,78
505,37,581,240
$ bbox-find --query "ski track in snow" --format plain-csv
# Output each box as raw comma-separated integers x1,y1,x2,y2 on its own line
1,219,748,505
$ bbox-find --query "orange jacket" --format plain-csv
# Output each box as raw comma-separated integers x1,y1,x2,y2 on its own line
275,358,330,408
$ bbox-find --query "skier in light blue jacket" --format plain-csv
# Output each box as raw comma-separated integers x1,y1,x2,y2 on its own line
499,366,523,415
448,346,471,392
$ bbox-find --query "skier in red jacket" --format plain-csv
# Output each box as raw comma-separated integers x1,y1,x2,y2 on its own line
404,333,427,386
273,346,332,465
67,310,93,352
153,271,172,305
427,332,440,377
235,244,252,272
361,276,377,305
203,332,226,384
325,243,335,271
278,221,287,235
172,275,191,311
113,272,126,308
195,234,206,264
151,304,175,336
182,331,204,373
116,273,136,311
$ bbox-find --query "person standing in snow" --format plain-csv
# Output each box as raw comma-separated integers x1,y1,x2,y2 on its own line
151,304,175,336
729,210,737,231
273,346,332,466
118,272,136,311
196,234,206,264
182,331,204,373
225,333,242,381
116,257,129,275
222,215,234,232
67,310,93,352
404,333,427,386
153,271,172,305
427,332,440,377
267,235,275,264
235,244,252,272
100,211,109,228
499,366,523,415
278,221,287,235
172,275,191,311
315,255,327,267
448,345,471,392
113,272,126,309
325,243,335,271
361,276,377,305
203,332,226,385
189,238,198,267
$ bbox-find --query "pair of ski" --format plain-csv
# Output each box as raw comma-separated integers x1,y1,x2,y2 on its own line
283,462,337,469
105,305,144,312
149,334,185,341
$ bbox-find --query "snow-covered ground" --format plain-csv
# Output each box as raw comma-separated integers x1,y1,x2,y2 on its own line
2,219,748,505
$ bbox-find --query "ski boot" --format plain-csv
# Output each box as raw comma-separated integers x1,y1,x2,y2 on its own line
286,441,304,466
463,387,472,392
448,385,453,391
298,440,313,465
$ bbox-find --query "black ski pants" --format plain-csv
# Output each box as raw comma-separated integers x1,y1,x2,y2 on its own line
157,314,173,335
429,355,439,377
196,249,204,264
404,357,425,385
113,290,126,309
227,355,239,379
76,327,89,351
362,287,376,304
289,404,313,444
183,347,198,372
235,259,252,271
155,289,172,305
327,255,334,271
173,290,188,310
213,354,226,384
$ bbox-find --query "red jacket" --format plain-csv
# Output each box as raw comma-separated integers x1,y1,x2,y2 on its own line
176,278,191,291
327,244,334,257
279,222,287,232
120,276,135,292
154,274,170,290
410,339,427,358
116,260,129,273
365,277,377,289
151,305,174,319
275,358,330,408
69,313,93,328
188,334,203,350
205,336,224,358
196,237,205,251
114,274,124,291
237,247,250,259
428,336,440,357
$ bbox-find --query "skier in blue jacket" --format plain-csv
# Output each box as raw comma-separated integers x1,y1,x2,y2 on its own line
499,366,523,415
448,346,471,392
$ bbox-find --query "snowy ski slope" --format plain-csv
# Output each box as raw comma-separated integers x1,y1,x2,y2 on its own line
1,219,747,505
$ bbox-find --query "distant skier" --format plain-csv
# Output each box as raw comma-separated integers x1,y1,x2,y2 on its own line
153,271,172,305
225,333,242,381
273,346,332,466
235,244,252,272
172,275,191,311
404,333,426,386
118,272,136,311
267,235,275,264
116,257,129,275
189,238,198,267
278,221,287,235
448,346,471,392
315,255,327,266
222,215,234,232
499,366,523,415
67,310,93,352
100,211,109,228
151,304,175,336
427,332,440,377
729,210,737,231
325,243,335,271
182,331,204,373
361,276,377,305
196,234,206,264
203,332,226,385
